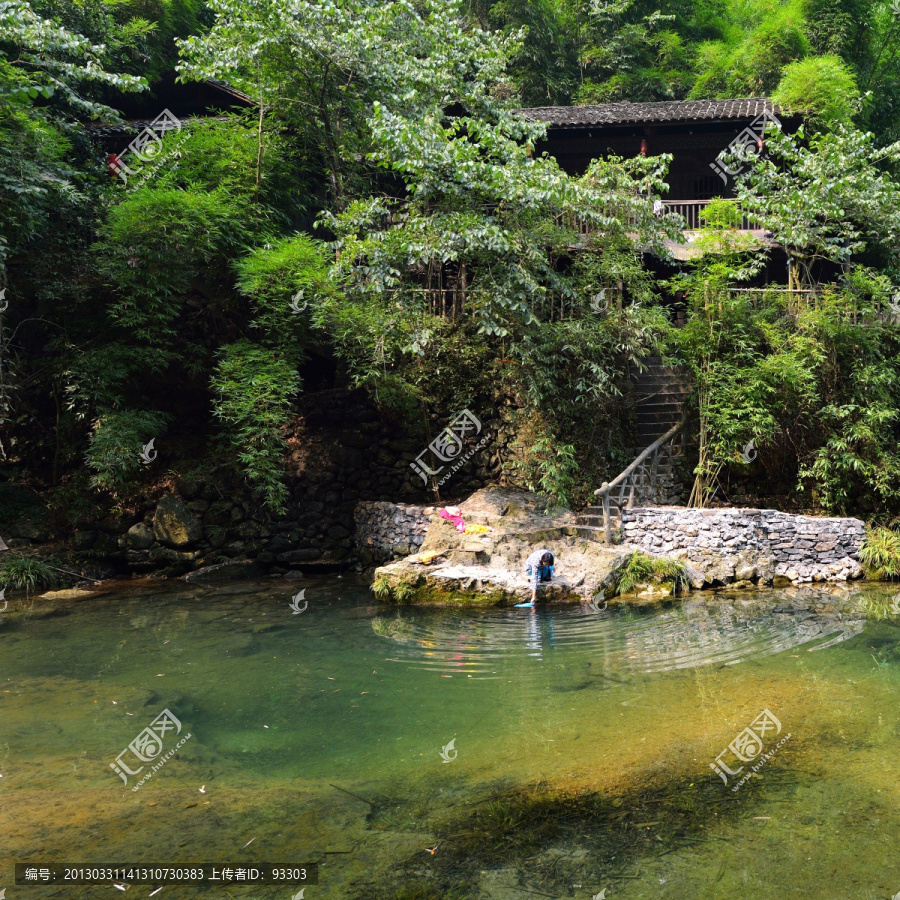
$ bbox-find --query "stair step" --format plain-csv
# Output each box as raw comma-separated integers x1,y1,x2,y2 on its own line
576,515,609,527
636,411,687,420
574,525,610,541
633,374,691,383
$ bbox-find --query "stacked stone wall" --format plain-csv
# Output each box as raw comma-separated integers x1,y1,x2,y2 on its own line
622,507,865,585
354,501,428,565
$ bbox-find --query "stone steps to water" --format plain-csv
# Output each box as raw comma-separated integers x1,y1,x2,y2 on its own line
621,355,694,505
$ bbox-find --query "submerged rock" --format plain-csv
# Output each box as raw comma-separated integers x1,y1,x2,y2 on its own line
373,486,634,606
182,559,265,583
39,588,105,600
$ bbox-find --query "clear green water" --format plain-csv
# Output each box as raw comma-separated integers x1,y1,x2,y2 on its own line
1,576,900,899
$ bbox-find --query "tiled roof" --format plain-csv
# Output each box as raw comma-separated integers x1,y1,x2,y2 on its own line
517,98,781,128
84,116,227,137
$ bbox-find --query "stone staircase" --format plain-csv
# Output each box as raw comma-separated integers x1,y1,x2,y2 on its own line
575,357,693,537
630,356,692,453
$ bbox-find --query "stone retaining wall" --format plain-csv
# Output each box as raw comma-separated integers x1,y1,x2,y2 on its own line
355,501,428,566
622,507,865,585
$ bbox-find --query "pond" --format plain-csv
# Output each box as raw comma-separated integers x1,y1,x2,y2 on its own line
1,575,899,899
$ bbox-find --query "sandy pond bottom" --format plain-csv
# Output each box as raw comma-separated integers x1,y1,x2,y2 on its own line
1,576,899,900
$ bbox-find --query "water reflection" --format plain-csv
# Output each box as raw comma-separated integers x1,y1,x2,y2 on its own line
371,585,870,677
622,587,867,672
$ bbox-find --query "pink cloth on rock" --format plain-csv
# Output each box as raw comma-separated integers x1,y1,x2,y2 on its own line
440,507,466,532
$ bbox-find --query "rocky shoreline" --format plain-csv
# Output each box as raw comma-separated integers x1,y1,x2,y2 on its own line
0,479,868,602
371,488,867,606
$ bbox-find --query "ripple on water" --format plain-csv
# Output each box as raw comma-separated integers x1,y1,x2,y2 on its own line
371,588,868,677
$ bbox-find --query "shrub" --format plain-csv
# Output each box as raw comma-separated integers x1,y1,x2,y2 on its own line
615,551,687,595
859,526,900,579
0,554,55,593
210,340,301,513
86,409,173,497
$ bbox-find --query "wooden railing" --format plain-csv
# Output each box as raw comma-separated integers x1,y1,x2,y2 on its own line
557,199,755,235
661,199,754,230
594,416,689,543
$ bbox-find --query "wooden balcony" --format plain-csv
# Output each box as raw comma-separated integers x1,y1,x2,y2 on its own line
556,198,758,237
662,199,755,231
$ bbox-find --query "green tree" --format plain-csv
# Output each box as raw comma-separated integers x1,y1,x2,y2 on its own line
772,55,860,127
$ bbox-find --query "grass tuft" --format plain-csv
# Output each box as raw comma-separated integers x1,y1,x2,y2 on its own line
615,550,688,595
859,526,900,580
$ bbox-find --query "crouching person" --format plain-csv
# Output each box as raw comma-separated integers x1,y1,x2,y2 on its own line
523,549,555,606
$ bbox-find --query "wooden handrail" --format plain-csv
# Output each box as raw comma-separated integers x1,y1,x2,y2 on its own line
594,415,689,543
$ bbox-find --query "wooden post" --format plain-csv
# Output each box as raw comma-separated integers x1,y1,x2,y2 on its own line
601,483,611,544
652,445,659,504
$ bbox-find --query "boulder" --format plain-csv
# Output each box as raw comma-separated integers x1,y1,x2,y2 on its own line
153,495,202,548
71,530,97,552
11,516,49,541
126,522,155,550
40,588,111,601
373,486,634,606
149,546,202,563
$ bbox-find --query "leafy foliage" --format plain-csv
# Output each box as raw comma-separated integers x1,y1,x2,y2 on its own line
210,341,301,512
772,54,860,126
669,130,900,515
859,526,900,579
614,550,687,594
86,408,172,496
0,553,55,592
